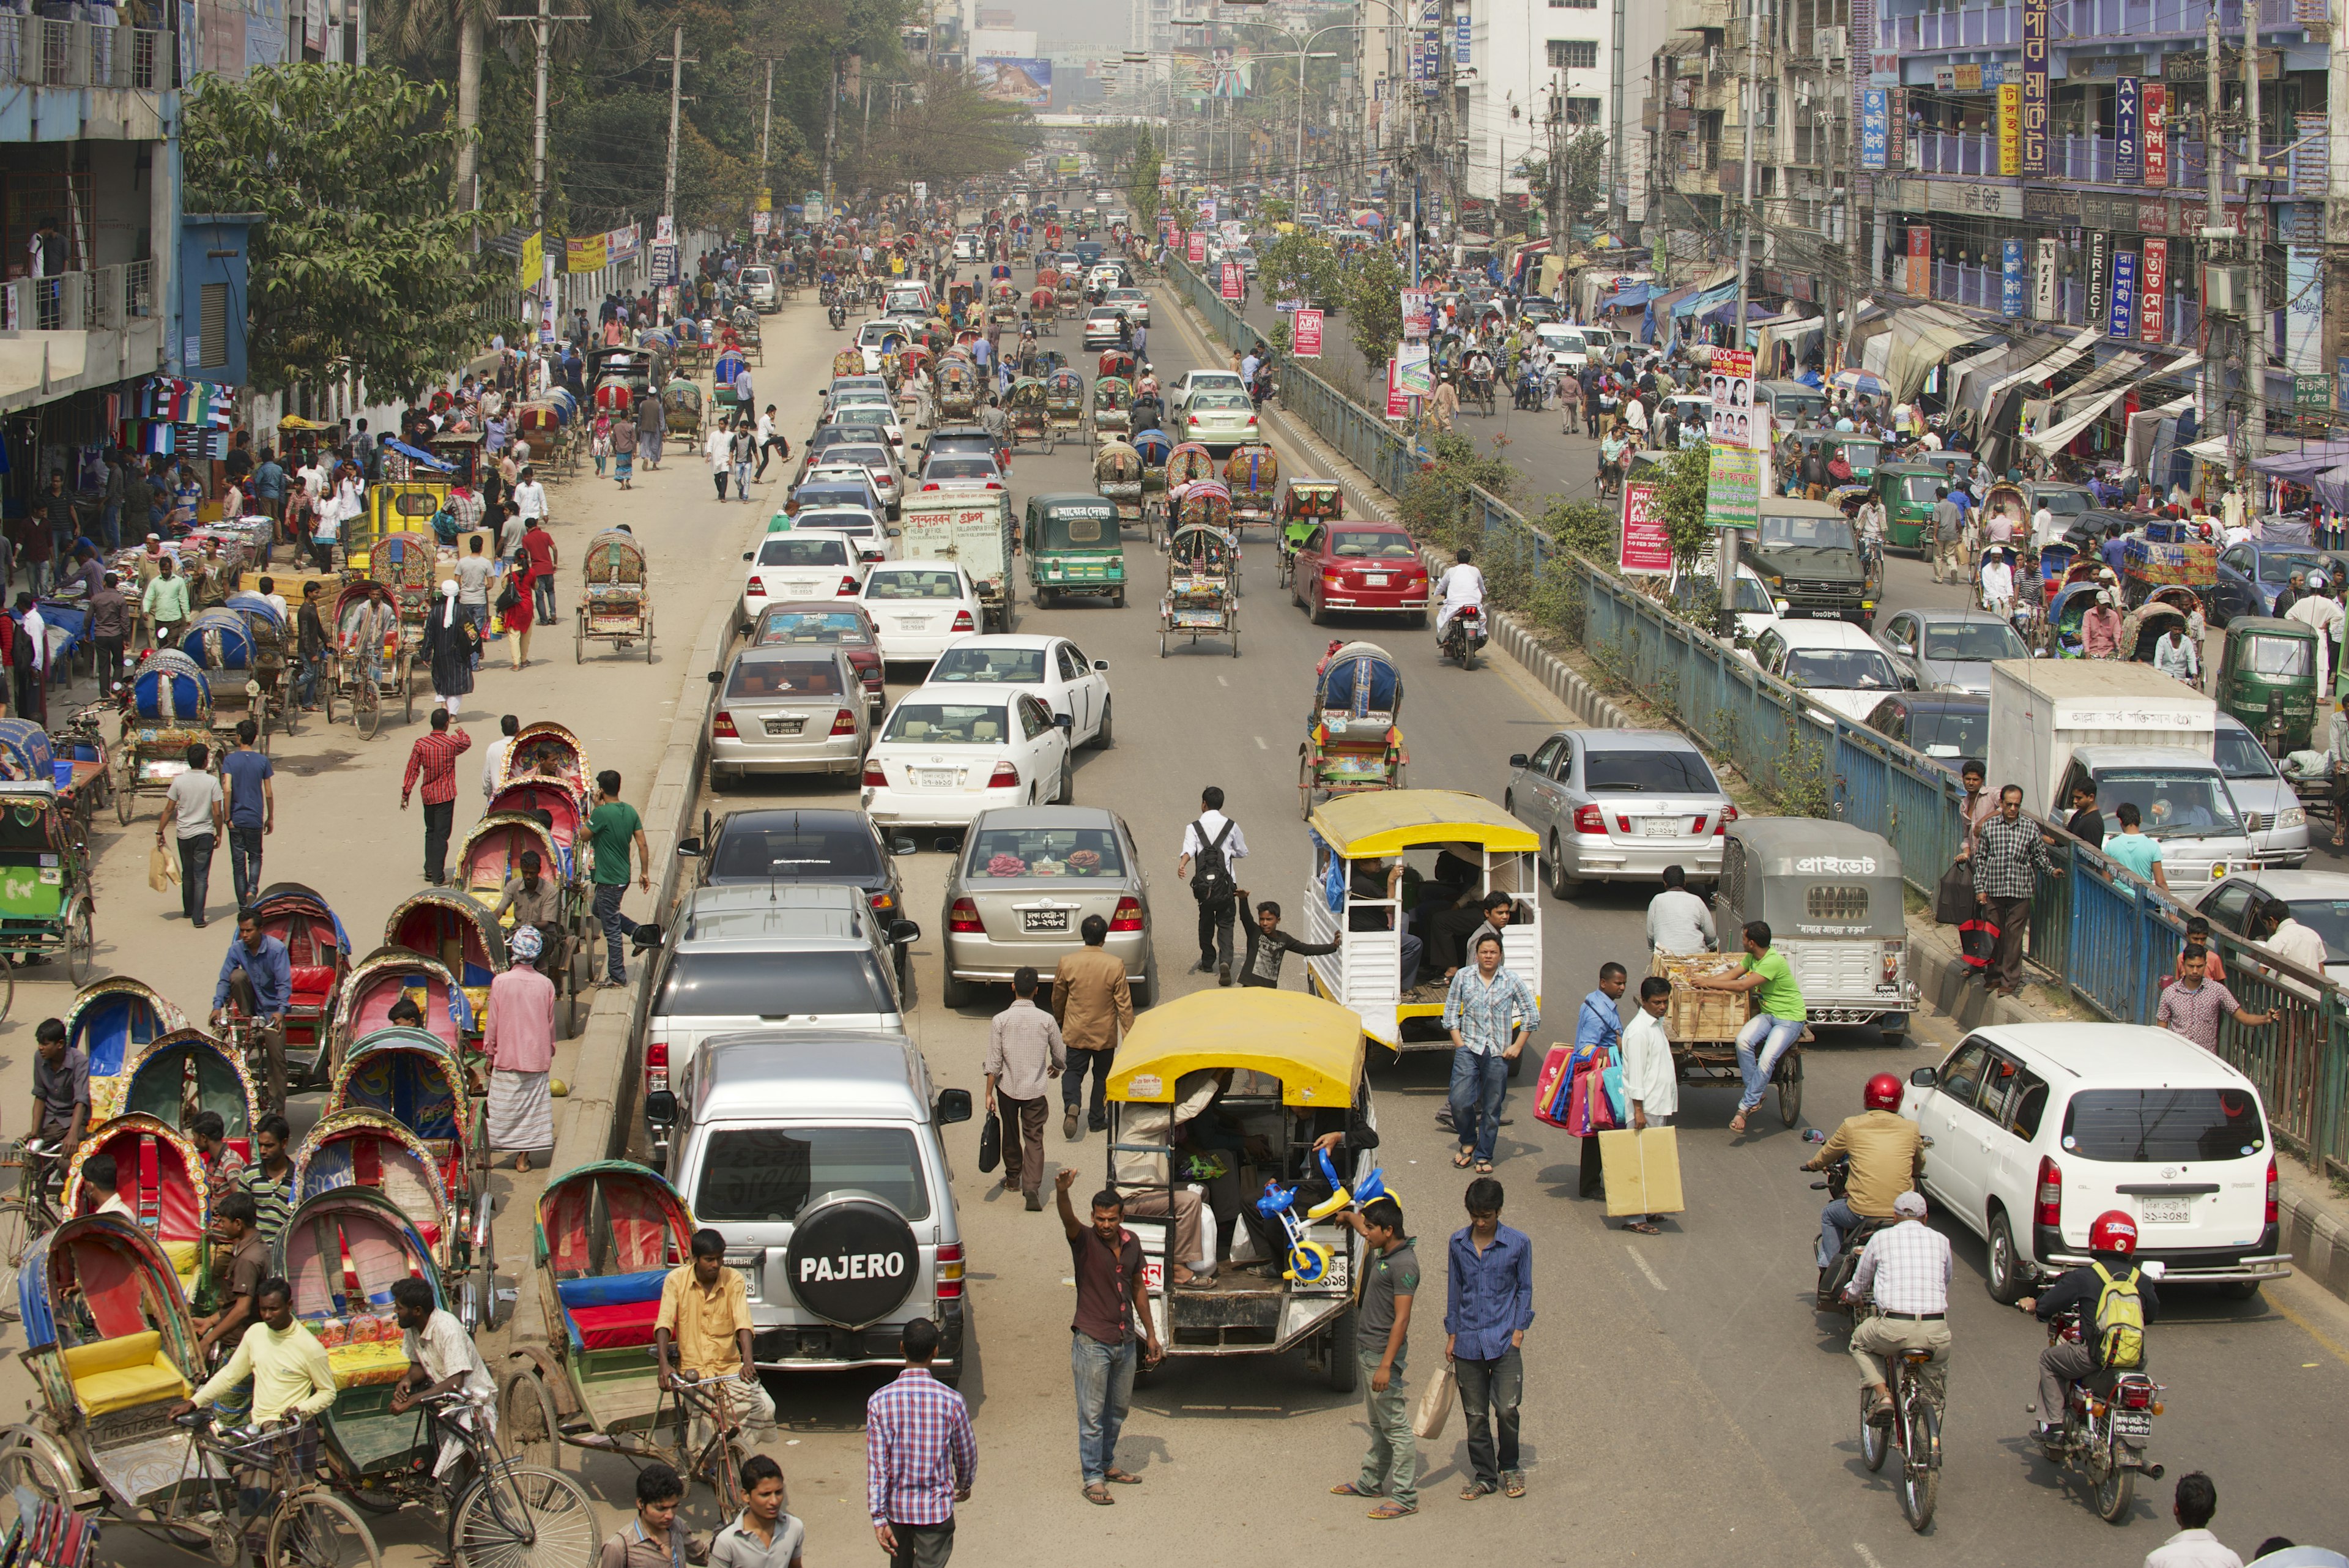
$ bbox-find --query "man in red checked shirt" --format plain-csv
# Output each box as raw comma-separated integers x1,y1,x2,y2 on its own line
401,707,472,885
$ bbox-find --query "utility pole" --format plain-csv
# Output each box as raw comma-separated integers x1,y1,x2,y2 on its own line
760,57,776,180
2242,0,2266,475
497,0,588,300
1609,0,1627,227
661,25,696,228
456,13,481,245
1438,0,1458,248
2205,3,2224,447
822,51,841,203
1732,0,1762,342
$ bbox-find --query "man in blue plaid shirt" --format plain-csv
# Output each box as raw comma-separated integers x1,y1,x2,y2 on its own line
1442,932,1540,1173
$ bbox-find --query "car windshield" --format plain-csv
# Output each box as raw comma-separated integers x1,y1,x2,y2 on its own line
1759,515,1858,551
1920,620,2027,661
2092,770,2243,837
925,458,996,480
1910,707,1989,760
884,702,1009,743
759,537,850,567
1189,376,1243,393
708,819,882,881
1584,747,1720,793
1328,529,1416,559
966,825,1127,876
652,951,893,1019
724,658,844,699
694,1126,929,1223
1729,578,1775,614
1785,650,1900,689
2213,726,2280,780
932,646,1046,683
2038,489,2090,516
2242,633,2312,677
1901,475,1942,503
756,609,870,647
2059,1088,2268,1163
866,570,963,601
1194,393,1250,411
831,448,890,469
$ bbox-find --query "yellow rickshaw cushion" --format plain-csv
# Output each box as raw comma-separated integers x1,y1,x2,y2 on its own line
327,1338,412,1389
61,1331,191,1416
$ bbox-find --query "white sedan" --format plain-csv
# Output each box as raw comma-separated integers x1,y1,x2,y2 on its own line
1169,369,1247,415
861,560,984,666
1180,390,1260,453
927,634,1113,747
740,530,866,625
861,683,1076,827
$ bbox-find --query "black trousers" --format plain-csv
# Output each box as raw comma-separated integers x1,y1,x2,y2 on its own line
177,831,214,923
1984,893,2032,990
422,800,455,884
1062,1047,1111,1126
886,1519,954,1568
1195,894,1236,972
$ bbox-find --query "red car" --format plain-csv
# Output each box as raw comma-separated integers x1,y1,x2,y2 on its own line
1290,521,1431,624
748,601,886,718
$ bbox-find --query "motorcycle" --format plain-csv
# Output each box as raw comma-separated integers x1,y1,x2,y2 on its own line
1512,370,1546,412
2032,1299,2166,1523
1440,604,1488,671
818,280,840,307
828,300,848,330
1805,1126,1934,1308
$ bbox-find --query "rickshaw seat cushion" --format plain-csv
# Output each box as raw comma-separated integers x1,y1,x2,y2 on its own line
557,1269,670,1309
566,1297,664,1351
327,1338,414,1389
289,965,339,1001
62,1331,190,1416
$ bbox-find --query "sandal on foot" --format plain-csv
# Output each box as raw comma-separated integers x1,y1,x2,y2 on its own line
1083,1483,1113,1506
1367,1501,1417,1520
1622,1221,1661,1235
1460,1481,1496,1501
1504,1471,1526,1498
1728,1110,1751,1134
1452,1151,1473,1169
1474,1161,1495,1174
1104,1469,1143,1485
1330,1481,1379,1497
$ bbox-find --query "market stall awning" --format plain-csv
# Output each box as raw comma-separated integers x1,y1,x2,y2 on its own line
2023,352,2147,433
2020,354,2205,456
2251,439,2349,482
1966,327,2101,422
1885,306,1998,405
1598,281,1655,311
1672,282,1737,319
1946,338,2027,415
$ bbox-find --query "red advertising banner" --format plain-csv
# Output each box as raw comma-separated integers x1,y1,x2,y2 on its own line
2139,236,2168,343
1906,226,1932,297
1386,359,1409,418
2143,83,2169,187
1618,482,1671,576
1188,232,1207,264
1220,262,1244,300
1293,308,1325,359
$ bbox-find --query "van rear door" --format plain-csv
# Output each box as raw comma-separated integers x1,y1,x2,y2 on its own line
2049,1083,2274,1260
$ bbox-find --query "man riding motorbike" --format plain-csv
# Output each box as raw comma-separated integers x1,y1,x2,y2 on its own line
1464,346,1497,413
1841,1190,1951,1427
2017,1210,2161,1446
1433,546,1485,653
1802,1072,1924,1271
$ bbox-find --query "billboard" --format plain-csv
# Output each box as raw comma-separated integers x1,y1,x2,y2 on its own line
974,58,1052,105
1293,308,1324,359
970,28,1039,58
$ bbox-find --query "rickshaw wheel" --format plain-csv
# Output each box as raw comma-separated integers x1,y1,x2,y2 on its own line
355,683,381,741
1778,1049,1804,1126
267,1487,382,1568
451,1466,598,1568
646,617,656,663
63,905,91,985
500,1369,565,1474
1158,629,1167,658
1298,754,1316,819
114,762,133,825
574,614,585,664
401,668,416,726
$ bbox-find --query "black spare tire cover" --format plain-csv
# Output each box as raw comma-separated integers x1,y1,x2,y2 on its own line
785,1193,921,1327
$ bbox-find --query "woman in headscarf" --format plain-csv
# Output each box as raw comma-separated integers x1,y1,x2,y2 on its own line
484,923,557,1172
502,546,536,669
423,579,478,716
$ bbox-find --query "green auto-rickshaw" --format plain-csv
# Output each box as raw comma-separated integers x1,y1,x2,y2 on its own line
1024,492,1127,608
2217,615,2321,756
1875,463,1948,555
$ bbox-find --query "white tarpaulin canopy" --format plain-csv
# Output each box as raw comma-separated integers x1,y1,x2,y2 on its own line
2025,353,2203,456
1885,305,2000,405
1966,326,2102,423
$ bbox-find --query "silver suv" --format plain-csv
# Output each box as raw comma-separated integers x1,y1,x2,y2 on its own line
650,1031,973,1382
638,884,919,1162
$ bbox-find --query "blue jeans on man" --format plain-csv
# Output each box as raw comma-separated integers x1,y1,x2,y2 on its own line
1817,1197,1862,1268
1449,1046,1510,1164
461,602,488,669
1071,1333,1137,1486
1735,1012,1803,1113
533,570,555,625
593,882,637,983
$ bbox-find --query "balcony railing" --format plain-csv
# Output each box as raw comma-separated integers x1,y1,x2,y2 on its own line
1882,0,2291,52
1921,256,2202,343
2,262,157,333
1908,128,2283,193
0,18,173,92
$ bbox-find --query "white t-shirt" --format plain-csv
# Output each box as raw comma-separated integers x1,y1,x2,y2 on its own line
164,768,220,841
404,1308,495,1406
483,735,513,801
1179,809,1249,866
1436,563,1485,611
513,481,547,520
298,464,328,500
2268,916,2329,976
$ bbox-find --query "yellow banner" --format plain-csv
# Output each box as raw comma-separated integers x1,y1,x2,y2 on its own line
757,188,773,212
1998,83,2022,176
566,234,608,273
518,229,543,288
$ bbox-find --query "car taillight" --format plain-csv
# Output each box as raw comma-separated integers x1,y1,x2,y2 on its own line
645,1037,669,1095
744,575,765,596
923,481,939,491
935,1240,964,1299
838,576,860,596
952,609,976,631
2266,1156,2279,1227
829,708,858,736
869,890,896,910
1573,803,1607,835
949,896,984,932
862,759,886,787
987,761,1020,788
1110,896,1144,932
1716,803,1739,836
713,711,738,738
1323,570,1342,584
986,480,1003,490
2035,1155,2063,1231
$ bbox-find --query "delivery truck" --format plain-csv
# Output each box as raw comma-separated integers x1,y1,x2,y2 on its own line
898,491,1015,633
1986,660,2255,891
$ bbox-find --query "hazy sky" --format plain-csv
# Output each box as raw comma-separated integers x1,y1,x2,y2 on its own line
990,0,1129,48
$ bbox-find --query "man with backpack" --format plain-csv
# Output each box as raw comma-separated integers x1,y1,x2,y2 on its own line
1177,786,1247,986
2017,1209,2158,1445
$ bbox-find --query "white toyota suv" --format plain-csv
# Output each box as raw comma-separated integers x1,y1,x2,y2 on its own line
1900,1023,2291,1301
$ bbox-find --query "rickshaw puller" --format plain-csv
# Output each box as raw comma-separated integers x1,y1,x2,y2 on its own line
653,1227,777,1460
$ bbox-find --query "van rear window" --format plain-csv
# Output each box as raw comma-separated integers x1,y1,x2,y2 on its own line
653,952,892,1018
2059,1088,2268,1162
694,1126,930,1222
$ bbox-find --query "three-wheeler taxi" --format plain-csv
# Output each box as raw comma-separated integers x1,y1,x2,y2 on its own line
1023,492,1127,608
2217,615,2320,756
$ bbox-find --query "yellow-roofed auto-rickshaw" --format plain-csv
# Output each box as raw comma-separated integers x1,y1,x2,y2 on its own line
1299,789,1542,1055
1102,989,1383,1390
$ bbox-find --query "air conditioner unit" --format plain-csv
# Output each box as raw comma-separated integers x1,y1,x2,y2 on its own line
1816,25,1846,60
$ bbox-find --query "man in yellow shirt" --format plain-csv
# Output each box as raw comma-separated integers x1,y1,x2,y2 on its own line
654,1227,776,1462
172,1276,336,1554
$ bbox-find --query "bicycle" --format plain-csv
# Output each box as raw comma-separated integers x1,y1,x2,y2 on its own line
0,1139,67,1323
658,1369,751,1536
175,1410,384,1568
1857,1305,1946,1532
396,1387,599,1568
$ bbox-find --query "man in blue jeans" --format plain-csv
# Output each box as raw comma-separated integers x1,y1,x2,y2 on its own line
1053,1167,1162,1506
585,770,650,986
1445,1177,1533,1500
217,718,273,908
1571,962,1628,1197
1688,919,1808,1134
1441,933,1539,1173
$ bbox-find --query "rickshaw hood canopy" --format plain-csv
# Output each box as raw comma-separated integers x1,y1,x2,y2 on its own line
1308,789,1538,858
1107,990,1365,1108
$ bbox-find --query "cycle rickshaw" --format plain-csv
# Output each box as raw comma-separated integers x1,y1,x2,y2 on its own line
326,579,414,739
1092,376,1133,448
1162,509,1240,658
1045,368,1086,444
1225,443,1280,530
1095,439,1145,532
115,650,213,825
332,946,475,1076
1299,641,1408,817
577,528,654,664
1009,376,1053,453
936,357,980,423
0,778,94,984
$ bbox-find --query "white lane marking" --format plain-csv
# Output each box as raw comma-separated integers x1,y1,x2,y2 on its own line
1854,1545,1887,1568
1254,735,1267,750
1625,1246,1668,1291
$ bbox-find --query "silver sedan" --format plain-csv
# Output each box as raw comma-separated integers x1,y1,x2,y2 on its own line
707,647,872,787
1874,607,2030,695
940,805,1152,1007
1505,729,1733,896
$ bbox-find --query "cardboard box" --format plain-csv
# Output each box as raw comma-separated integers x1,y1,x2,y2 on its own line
1599,1126,1686,1217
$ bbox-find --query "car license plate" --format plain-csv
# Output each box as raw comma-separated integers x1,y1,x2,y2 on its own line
1022,908,1071,932
912,768,957,788
766,717,805,736
733,1265,762,1301
1639,818,1680,836
1364,574,1389,586
897,617,929,629
2140,1197,2192,1224
2112,1410,2153,1438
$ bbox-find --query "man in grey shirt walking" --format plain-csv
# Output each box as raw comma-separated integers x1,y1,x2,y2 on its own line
985,967,1064,1209
453,535,495,671
1930,486,1967,585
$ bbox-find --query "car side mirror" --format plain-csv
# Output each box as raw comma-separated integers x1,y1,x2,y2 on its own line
889,919,922,946
888,527,902,537
675,836,703,856
1094,659,1110,671
1055,713,1074,729
935,1088,974,1126
742,551,754,560
631,924,665,951
1910,1067,1938,1088
644,1090,678,1126
1508,753,1529,768
707,669,723,685
891,835,918,855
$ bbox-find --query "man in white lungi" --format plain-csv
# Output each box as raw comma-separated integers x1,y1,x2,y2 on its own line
484,923,557,1172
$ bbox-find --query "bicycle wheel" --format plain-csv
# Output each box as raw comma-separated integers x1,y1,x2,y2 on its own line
0,1433,72,1532
1899,1397,1941,1531
1858,1383,1890,1473
268,1488,383,1568
450,1465,598,1568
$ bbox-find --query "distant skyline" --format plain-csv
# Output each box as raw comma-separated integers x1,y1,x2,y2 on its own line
984,0,1128,47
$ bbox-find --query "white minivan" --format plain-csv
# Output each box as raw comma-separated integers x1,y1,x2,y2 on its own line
1901,1023,2291,1300
740,266,779,313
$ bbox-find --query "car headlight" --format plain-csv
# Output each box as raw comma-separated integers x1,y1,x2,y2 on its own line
2279,807,2307,829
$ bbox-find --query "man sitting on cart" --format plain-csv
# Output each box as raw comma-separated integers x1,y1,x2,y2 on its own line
1687,920,1809,1136
388,1275,497,1486
654,1228,777,1462
174,1277,338,1555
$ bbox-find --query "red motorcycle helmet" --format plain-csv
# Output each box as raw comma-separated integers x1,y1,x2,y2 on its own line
2088,1211,2139,1255
1863,1071,1903,1111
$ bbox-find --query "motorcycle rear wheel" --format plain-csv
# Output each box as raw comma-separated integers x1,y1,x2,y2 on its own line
2094,1448,2135,1523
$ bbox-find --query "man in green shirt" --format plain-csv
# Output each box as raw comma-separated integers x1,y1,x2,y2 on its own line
588,768,650,986
1688,920,1807,1134
142,553,190,647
